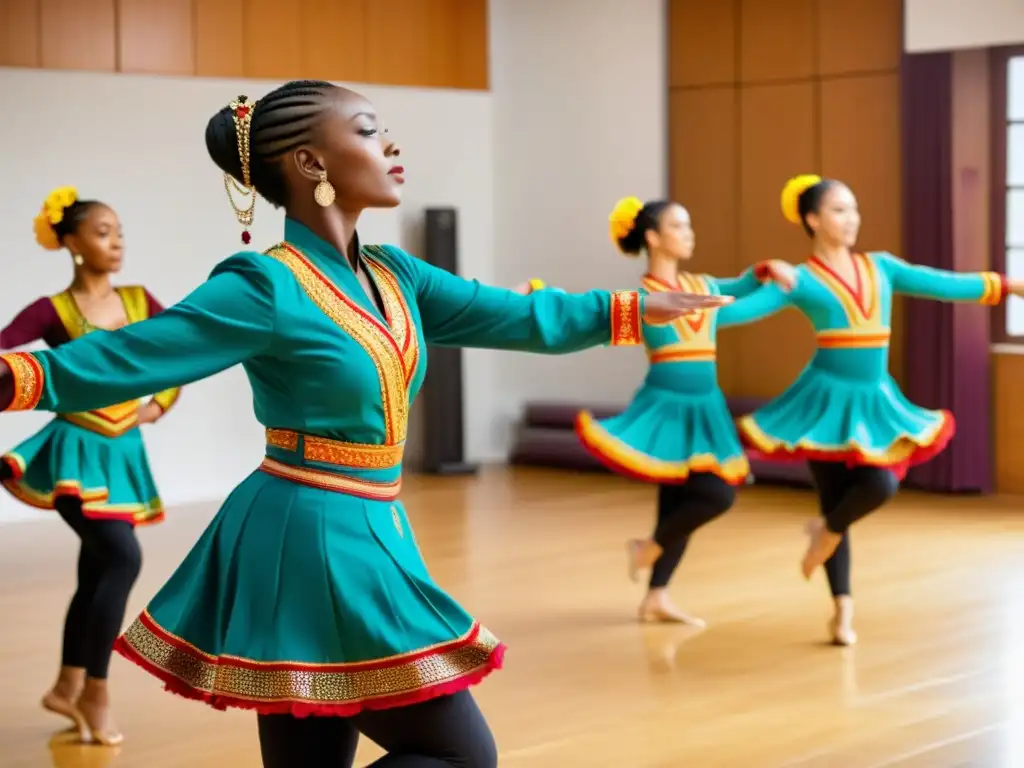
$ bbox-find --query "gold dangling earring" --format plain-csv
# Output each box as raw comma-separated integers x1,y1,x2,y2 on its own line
73,254,84,266
314,169,336,208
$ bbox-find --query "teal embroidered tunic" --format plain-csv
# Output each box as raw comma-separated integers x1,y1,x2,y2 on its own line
575,267,773,485
0,219,646,716
722,252,1006,478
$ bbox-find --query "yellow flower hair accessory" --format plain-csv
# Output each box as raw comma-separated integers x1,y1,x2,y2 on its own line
609,196,644,248
780,174,822,225
33,186,78,250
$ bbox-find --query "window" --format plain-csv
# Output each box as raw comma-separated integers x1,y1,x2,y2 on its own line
993,49,1024,342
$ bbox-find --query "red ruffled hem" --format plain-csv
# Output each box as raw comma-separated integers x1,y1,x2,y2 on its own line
0,454,162,526
740,410,956,481
113,637,507,718
574,413,748,486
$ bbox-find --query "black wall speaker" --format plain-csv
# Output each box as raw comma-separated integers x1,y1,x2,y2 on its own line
421,207,479,475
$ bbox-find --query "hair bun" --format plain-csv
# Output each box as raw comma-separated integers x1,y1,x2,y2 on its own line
780,174,822,225
609,196,644,250
33,185,78,250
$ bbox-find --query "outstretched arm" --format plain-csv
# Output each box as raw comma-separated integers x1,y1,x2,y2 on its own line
708,261,798,298
877,252,1009,304
0,298,59,350
716,283,793,329
0,254,277,414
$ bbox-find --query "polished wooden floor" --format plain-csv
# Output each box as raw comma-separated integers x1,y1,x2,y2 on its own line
3,467,1024,767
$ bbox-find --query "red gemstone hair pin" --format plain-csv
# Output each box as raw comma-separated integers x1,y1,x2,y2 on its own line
224,95,257,245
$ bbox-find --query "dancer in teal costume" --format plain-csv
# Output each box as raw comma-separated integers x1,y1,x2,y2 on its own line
0,81,728,766
724,174,1022,646
523,196,797,627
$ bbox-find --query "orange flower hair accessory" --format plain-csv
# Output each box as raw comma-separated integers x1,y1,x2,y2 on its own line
609,196,644,248
33,185,78,250
780,174,822,225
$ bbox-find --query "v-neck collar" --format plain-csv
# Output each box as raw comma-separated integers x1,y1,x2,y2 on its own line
282,217,388,323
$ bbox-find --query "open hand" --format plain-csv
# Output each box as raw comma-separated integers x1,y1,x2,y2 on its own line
760,260,798,292
643,291,733,325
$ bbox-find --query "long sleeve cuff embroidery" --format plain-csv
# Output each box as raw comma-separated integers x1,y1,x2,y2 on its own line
610,290,642,346
527,278,547,293
0,352,45,412
980,272,1009,306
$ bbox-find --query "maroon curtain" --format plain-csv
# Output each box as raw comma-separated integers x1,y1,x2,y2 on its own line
901,51,992,493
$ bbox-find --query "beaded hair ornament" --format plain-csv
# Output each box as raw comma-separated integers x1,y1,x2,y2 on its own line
224,96,257,244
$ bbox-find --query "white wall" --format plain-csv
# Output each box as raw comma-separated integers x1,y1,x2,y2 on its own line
0,68,494,522
906,0,1024,52
489,0,666,451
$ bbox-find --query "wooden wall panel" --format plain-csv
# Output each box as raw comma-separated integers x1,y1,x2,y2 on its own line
40,0,116,72
730,83,818,398
195,0,244,78
366,0,460,89
669,87,740,389
453,0,488,90
0,0,41,67
668,0,737,88
816,0,902,76
298,0,365,83
242,0,302,80
15,0,487,89
118,0,194,75
738,0,815,83
993,354,1024,493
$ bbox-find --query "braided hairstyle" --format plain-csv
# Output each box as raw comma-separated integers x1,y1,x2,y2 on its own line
205,80,340,208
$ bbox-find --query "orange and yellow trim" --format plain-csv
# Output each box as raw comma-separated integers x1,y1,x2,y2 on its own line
1,352,44,412
59,400,141,438
114,609,505,717
266,428,404,471
363,247,421,386
815,328,891,349
648,344,716,364
575,410,749,485
979,272,1008,306
610,290,642,346
151,387,182,415
259,457,401,501
807,252,883,328
0,452,164,525
736,410,955,481
266,244,409,445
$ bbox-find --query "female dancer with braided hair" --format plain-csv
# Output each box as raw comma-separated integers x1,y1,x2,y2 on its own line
521,197,797,625
727,174,1024,645
0,188,180,745
0,81,730,766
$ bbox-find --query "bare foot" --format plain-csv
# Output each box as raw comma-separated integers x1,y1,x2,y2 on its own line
76,680,124,746
829,595,857,646
801,519,843,579
626,538,662,583
638,589,706,628
42,667,87,739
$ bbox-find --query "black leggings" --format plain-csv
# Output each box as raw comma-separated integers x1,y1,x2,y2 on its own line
649,472,736,589
807,461,899,597
0,463,142,678
256,691,497,768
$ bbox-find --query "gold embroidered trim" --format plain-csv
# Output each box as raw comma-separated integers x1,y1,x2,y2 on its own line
264,244,408,444
259,457,401,500
363,247,420,385
120,610,502,706
979,272,1006,306
610,290,642,346
266,429,404,470
2,352,44,412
